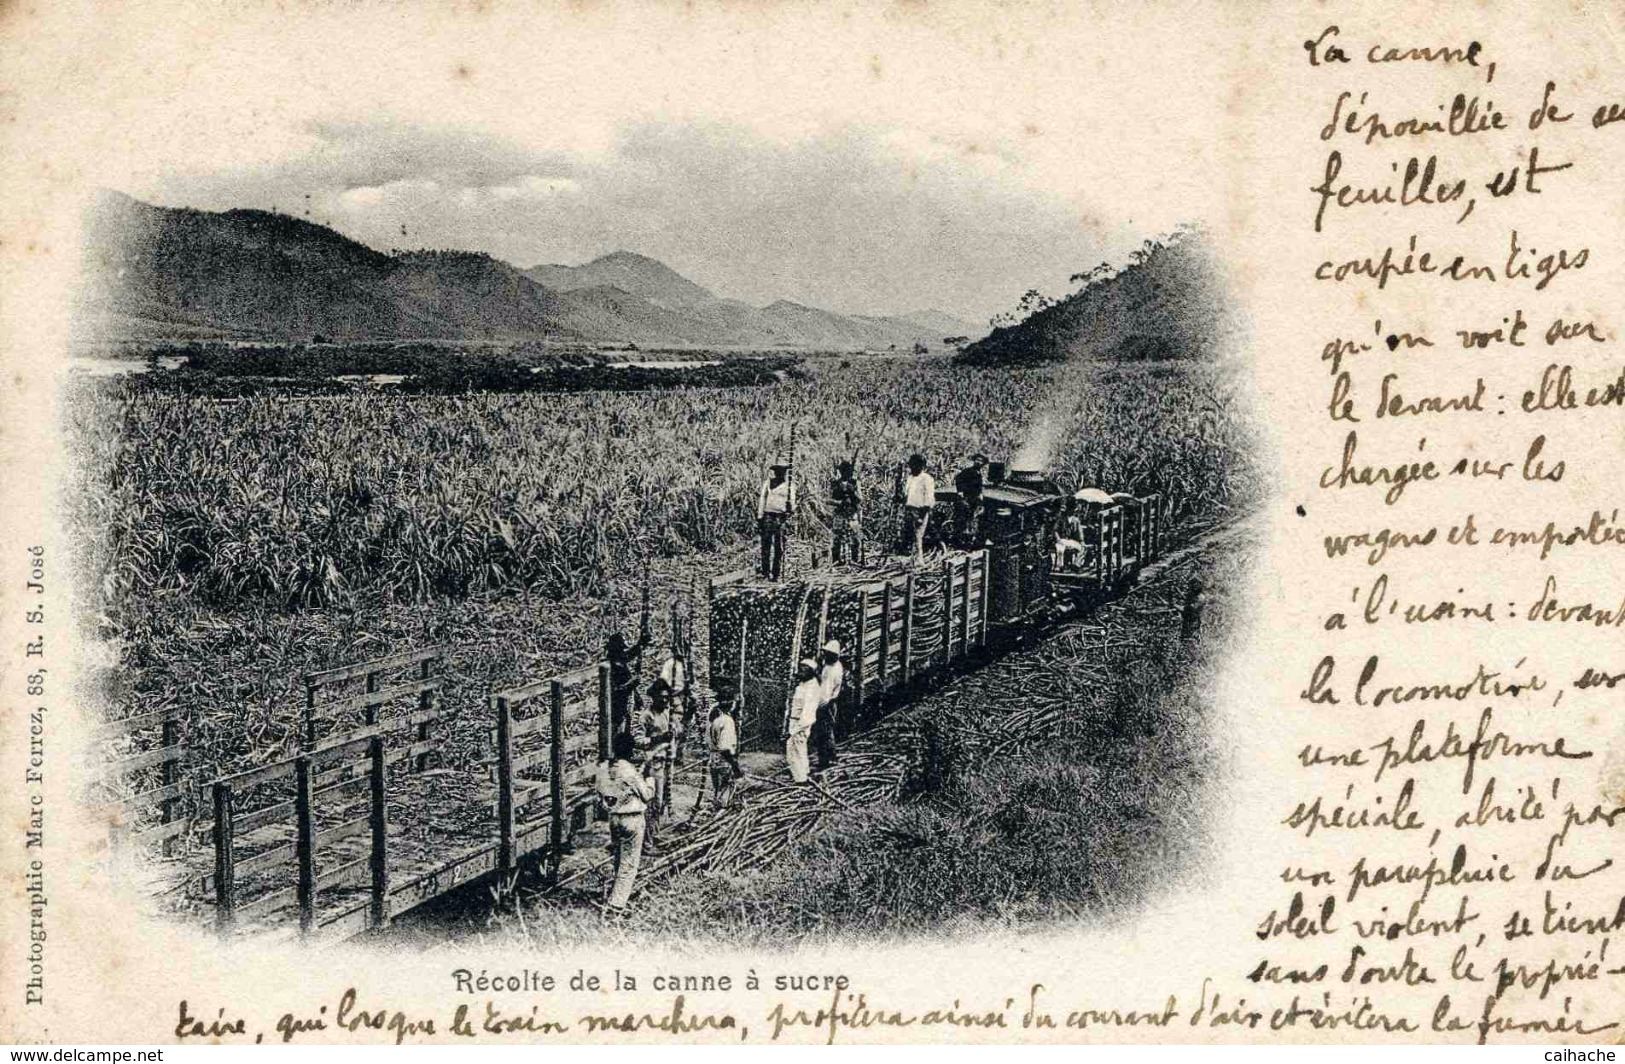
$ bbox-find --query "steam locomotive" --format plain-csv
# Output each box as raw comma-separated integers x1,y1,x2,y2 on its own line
936,460,1168,635
707,458,1171,751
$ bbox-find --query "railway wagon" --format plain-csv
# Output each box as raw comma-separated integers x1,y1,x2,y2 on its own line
708,549,990,751
708,466,1169,752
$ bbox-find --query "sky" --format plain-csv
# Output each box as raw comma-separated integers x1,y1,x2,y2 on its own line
61,3,1230,324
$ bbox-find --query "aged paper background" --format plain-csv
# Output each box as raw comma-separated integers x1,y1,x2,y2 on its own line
2,0,1623,1044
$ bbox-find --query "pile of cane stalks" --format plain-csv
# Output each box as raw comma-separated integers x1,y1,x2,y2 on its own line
631,526,1228,890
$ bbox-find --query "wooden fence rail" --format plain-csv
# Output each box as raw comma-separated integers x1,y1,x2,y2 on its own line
103,709,188,856
210,732,390,934
490,661,609,883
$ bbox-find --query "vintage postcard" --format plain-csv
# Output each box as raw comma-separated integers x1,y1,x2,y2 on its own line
2,0,1623,1046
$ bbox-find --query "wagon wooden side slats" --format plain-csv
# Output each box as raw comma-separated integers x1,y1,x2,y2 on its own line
708,550,991,750
209,733,390,936
490,660,607,883
102,710,190,856
303,646,447,768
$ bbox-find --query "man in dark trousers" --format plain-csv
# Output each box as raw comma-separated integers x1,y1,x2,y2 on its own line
829,458,861,566
755,455,796,580
953,453,988,546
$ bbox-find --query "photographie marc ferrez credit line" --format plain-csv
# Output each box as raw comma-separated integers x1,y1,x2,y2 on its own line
62,117,1261,952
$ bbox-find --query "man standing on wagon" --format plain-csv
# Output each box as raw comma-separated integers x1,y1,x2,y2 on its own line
829,458,862,566
756,455,796,581
899,453,936,560
953,453,988,547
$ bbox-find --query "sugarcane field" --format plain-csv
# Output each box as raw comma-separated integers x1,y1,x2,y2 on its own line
68,201,1261,948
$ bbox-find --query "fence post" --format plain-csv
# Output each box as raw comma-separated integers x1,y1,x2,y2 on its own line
901,573,915,684
159,716,180,858
363,669,380,727
853,587,868,712
978,552,990,646
369,736,389,929
495,695,515,876
211,782,235,933
549,680,566,883
941,558,953,666
295,755,315,934
959,558,971,655
879,583,893,690
596,663,612,761
415,656,436,772
1095,511,1108,584
303,678,317,750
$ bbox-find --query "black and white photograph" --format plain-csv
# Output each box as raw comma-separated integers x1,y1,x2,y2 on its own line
10,0,1620,1050
64,48,1259,948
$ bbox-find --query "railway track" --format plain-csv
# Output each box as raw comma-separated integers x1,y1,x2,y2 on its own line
538,515,1259,908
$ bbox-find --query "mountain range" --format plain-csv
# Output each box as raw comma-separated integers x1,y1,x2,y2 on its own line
959,229,1229,365
77,192,976,350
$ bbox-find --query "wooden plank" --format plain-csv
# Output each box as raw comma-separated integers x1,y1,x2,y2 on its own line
235,884,296,923
853,586,868,708
321,676,445,718
212,783,235,930
487,713,548,745
118,776,194,810
131,816,195,846
565,763,596,789
549,678,565,883
232,770,370,837
495,696,515,875
306,647,443,688
560,693,598,720
109,744,182,776
414,657,437,773
217,757,298,792
959,556,971,656
295,757,315,933
369,737,389,928
316,814,372,850
308,732,375,769
94,706,178,740
901,573,915,683
234,839,298,880
878,582,892,691
158,717,182,857
493,676,553,707
509,746,553,777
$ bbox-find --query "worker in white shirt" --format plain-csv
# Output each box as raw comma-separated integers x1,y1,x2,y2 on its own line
755,455,796,581
900,452,935,559
813,639,844,772
708,701,741,810
785,659,821,783
659,646,692,764
596,731,652,916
